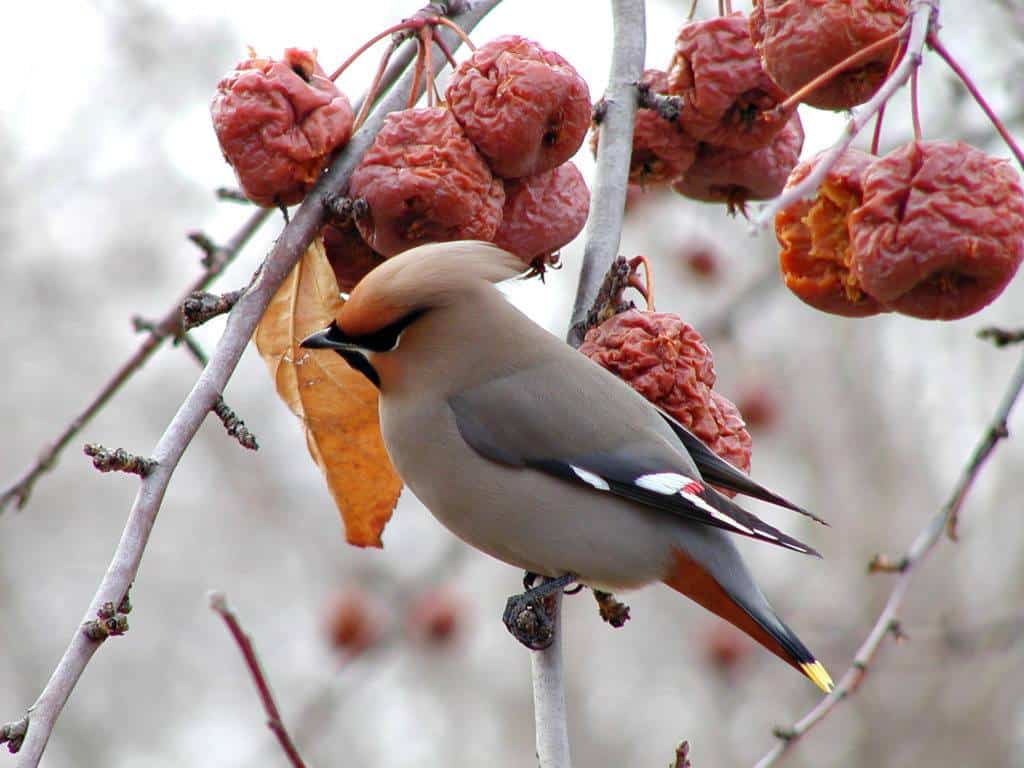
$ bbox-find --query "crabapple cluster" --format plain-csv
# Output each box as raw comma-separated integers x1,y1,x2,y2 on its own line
211,35,592,288
579,309,752,484
777,142,1024,320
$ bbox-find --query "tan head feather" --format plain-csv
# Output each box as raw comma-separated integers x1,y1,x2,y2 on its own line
337,241,525,335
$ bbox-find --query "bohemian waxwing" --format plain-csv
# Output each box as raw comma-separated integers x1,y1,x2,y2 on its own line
301,240,833,693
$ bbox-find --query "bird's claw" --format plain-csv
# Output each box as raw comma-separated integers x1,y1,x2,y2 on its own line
502,572,577,650
502,593,556,650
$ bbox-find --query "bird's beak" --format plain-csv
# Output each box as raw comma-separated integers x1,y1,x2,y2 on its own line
300,322,360,352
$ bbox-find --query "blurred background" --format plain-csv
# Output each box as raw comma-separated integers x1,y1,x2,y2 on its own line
2,1,1024,766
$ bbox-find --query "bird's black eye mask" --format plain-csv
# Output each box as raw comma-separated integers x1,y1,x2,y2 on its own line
299,310,426,388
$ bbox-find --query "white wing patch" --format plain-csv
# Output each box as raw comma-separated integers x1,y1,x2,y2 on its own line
605,469,810,552
676,487,757,535
635,472,700,495
571,465,610,491
779,540,808,553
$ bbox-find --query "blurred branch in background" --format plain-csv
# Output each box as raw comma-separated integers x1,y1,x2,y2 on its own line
210,593,307,768
0,206,270,514
0,0,474,516
753,342,1024,768
6,4,500,765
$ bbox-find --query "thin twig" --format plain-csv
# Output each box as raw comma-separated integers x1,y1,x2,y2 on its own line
928,32,1024,169
752,344,1024,767
636,82,682,121
0,12,442,516
178,333,258,450
9,5,500,765
82,445,156,477
210,592,306,768
0,208,268,514
978,326,1024,348
182,289,245,331
751,0,937,231
672,740,693,768
566,0,646,348
131,319,259,451
1,719,28,754
216,187,251,204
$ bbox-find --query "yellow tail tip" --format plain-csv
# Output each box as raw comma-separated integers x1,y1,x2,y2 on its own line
800,661,834,694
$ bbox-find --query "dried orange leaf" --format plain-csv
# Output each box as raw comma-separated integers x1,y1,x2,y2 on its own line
253,237,401,547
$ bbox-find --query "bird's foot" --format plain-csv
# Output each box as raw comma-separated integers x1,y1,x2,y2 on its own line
593,589,631,628
503,573,577,650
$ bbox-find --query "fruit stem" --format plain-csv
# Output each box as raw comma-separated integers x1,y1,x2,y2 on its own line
627,254,656,312
718,0,732,15
775,31,900,114
910,66,922,141
408,35,426,109
352,39,398,133
434,15,477,50
433,31,459,69
928,32,1024,170
870,37,906,154
421,28,436,107
329,21,412,81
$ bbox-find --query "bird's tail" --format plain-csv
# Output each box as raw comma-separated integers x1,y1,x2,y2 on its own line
663,546,833,693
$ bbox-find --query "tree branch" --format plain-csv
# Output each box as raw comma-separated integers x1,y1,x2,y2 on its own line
210,592,306,768
565,0,645,348
531,591,571,768
0,0,464,516
0,207,269,514
9,5,500,765
752,342,1024,767
526,3,646,767
750,0,938,232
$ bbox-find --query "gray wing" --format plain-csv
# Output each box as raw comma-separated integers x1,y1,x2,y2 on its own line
449,363,820,556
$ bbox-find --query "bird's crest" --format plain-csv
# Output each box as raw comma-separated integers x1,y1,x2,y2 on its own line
338,241,525,336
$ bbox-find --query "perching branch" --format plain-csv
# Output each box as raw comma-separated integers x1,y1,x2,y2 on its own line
0,0,464,516
0,207,269,514
8,5,499,765
752,342,1024,768
531,591,571,768
565,0,646,348
751,0,938,231
522,3,646,768
210,592,306,768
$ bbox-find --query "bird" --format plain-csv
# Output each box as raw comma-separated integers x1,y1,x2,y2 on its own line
301,240,833,693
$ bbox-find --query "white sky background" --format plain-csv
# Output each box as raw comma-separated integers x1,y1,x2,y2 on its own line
4,2,1024,767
